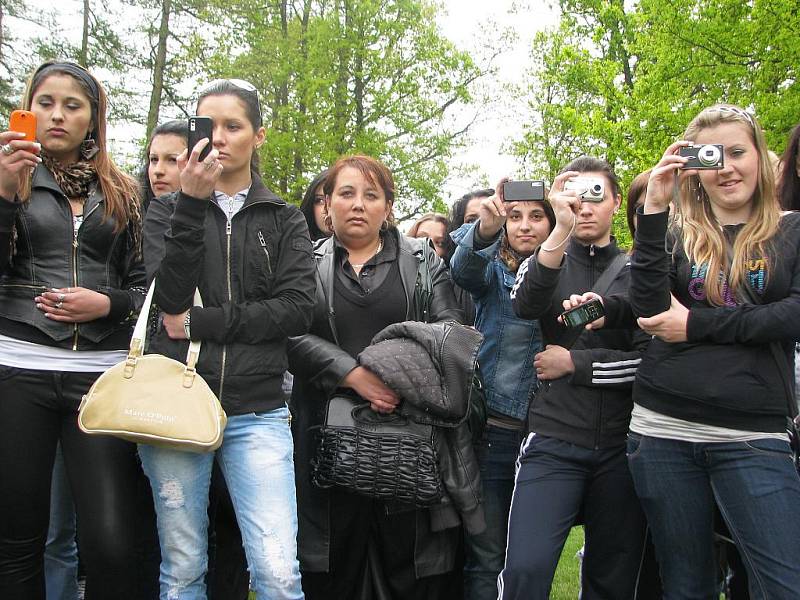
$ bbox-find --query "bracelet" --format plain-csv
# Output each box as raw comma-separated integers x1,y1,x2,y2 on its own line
183,311,191,340
540,215,577,252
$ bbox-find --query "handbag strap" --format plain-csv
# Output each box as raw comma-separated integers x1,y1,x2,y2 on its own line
129,280,203,372
556,252,629,350
415,243,433,323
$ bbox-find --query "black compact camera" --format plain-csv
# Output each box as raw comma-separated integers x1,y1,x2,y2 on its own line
502,180,546,202
560,299,605,328
679,143,724,170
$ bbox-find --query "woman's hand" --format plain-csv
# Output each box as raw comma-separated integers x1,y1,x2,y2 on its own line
560,292,606,330
644,141,695,214
476,178,514,240
162,311,189,340
35,287,110,323
0,131,41,200
533,345,574,380
637,294,689,342
341,366,400,414
177,138,223,200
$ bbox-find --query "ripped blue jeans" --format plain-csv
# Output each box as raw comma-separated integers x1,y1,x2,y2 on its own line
138,406,303,600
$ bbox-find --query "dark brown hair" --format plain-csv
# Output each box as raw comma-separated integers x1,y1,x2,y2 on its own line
626,169,651,239
778,123,800,211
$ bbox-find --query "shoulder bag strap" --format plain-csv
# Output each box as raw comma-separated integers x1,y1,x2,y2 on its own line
556,252,629,350
416,244,433,323
129,279,203,371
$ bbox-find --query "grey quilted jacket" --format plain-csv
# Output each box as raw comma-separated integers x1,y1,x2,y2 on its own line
359,320,486,535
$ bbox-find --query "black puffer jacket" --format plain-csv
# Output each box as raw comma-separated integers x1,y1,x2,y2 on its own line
0,165,145,351
288,230,475,577
359,319,485,533
143,176,316,415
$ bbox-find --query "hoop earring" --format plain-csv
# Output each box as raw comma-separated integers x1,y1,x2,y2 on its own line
380,219,389,231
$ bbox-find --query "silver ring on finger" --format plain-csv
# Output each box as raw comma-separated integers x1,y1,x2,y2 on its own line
55,301,63,309
204,160,216,171
1,144,14,156
58,293,65,302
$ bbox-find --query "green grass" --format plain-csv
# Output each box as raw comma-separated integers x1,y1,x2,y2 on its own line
551,526,585,599
248,527,586,600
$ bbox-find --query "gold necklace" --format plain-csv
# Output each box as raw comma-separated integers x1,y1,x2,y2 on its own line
350,237,384,268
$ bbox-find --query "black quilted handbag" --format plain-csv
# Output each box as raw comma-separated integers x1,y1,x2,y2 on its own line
312,392,443,506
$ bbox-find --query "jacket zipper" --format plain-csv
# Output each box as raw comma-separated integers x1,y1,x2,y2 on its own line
257,230,272,274
70,202,101,350
218,219,232,399
212,197,283,399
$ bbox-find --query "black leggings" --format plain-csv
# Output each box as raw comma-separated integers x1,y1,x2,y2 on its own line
0,366,139,600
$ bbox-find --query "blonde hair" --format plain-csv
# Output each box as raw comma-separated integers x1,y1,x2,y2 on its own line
677,104,778,305
407,213,448,237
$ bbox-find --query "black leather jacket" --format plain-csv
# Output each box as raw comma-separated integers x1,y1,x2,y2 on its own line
288,230,477,577
0,166,145,350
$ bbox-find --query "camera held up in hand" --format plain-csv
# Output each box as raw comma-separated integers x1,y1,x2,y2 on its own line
679,143,724,170
564,176,605,202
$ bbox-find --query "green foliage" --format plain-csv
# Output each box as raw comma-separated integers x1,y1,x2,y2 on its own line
183,0,482,214
512,0,800,246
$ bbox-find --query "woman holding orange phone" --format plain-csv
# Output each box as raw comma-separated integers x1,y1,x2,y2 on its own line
0,61,145,599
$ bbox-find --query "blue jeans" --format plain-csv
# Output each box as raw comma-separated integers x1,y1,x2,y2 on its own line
44,444,78,600
463,425,523,600
139,407,303,600
627,433,800,600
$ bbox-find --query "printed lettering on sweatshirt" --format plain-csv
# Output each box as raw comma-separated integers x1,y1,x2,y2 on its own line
687,258,766,306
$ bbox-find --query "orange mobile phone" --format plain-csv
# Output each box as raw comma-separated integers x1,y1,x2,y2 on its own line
9,110,37,142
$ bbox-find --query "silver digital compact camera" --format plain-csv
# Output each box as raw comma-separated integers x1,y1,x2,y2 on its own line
564,176,605,202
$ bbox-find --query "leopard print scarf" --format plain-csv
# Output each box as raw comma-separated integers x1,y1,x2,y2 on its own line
41,152,97,200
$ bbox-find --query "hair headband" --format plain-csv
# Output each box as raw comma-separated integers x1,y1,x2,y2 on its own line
33,61,100,105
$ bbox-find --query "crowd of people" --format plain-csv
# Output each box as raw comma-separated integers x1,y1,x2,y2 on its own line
0,59,798,600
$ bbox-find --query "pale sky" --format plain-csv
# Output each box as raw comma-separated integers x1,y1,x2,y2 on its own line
437,0,559,201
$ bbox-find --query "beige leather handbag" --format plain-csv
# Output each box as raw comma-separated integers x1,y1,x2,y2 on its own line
78,281,227,452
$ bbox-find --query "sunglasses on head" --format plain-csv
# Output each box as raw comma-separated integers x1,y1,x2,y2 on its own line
708,106,755,127
199,78,262,124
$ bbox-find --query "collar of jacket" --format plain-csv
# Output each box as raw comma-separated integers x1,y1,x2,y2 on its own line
313,229,429,344
234,174,284,210
31,163,103,216
565,236,620,264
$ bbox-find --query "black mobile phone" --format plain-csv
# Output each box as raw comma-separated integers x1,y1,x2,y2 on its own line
188,116,213,162
502,180,546,202
561,298,605,328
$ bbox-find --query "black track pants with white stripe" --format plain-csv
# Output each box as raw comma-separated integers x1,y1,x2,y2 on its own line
497,434,647,600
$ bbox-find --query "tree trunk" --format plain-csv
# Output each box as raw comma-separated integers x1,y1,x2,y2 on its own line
292,0,313,201
80,0,90,67
145,0,173,142
278,0,289,195
333,0,350,155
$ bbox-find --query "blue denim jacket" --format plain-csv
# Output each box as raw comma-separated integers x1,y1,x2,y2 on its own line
450,221,542,420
